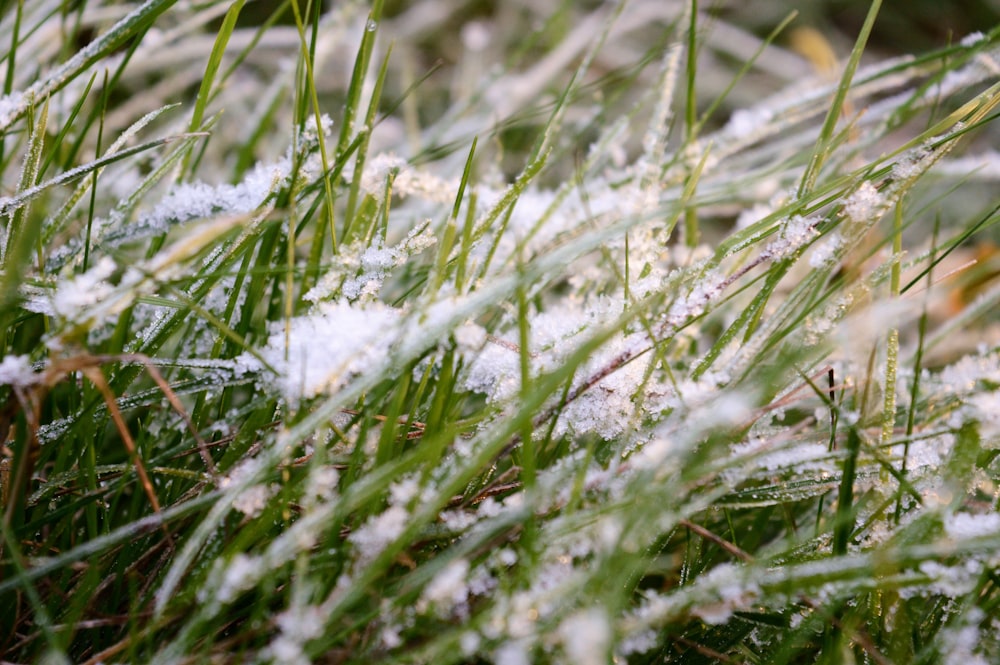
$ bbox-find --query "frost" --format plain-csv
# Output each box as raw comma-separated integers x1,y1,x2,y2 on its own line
691,563,759,625
809,232,844,267
50,256,117,324
0,354,38,387
841,181,886,223
304,224,435,303
966,392,1000,438
961,32,986,47
494,640,531,665
267,604,329,665
916,559,981,597
231,483,276,517
558,608,610,665
760,215,819,261
460,631,481,656
419,558,470,616
251,300,401,403
461,21,491,52
349,505,409,564
216,553,262,603
725,107,773,139
939,351,1000,393
220,457,276,517
945,512,1000,540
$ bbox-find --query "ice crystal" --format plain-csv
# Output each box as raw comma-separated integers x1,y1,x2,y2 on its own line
0,354,37,387
249,300,402,403
558,608,611,665
419,558,471,616
841,181,886,223
349,505,409,564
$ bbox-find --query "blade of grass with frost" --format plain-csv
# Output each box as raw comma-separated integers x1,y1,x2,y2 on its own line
41,104,181,247
344,45,392,235
290,3,341,264
0,0,177,132
0,100,45,313
335,3,383,163
82,71,111,272
798,0,880,195
182,0,244,176
431,137,477,292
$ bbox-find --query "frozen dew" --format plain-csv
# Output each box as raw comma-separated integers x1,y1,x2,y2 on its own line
252,300,401,404
50,256,117,325
215,553,263,604
665,269,727,329
460,631,482,656
494,639,531,665
231,483,276,518
944,512,1000,540
961,31,987,47
760,215,819,261
0,354,38,387
419,558,471,616
558,608,611,665
461,21,491,52
841,181,886,223
724,106,773,140
939,351,1000,393
348,505,409,564
809,232,844,267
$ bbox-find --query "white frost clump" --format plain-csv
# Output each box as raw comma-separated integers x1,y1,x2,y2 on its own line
724,107,773,140
304,224,436,303
842,181,886,223
0,354,37,387
215,553,263,604
558,608,611,665
266,605,326,665
945,512,1000,540
690,563,759,625
50,256,117,324
809,232,844,267
348,505,409,564
219,457,275,518
419,558,471,616
939,351,1000,393
251,300,401,403
760,215,819,261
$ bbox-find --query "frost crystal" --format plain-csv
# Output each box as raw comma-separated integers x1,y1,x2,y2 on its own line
760,215,819,261
420,558,470,616
50,256,117,324
0,355,37,387
809,232,844,267
216,554,262,603
252,300,401,403
842,181,885,223
349,505,409,564
945,512,1000,540
558,608,611,665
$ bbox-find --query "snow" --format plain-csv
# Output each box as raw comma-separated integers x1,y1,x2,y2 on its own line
249,300,402,404
348,505,409,563
50,256,117,324
558,608,611,665
420,558,470,616
216,553,262,603
0,354,38,387
944,512,1000,540
841,181,886,223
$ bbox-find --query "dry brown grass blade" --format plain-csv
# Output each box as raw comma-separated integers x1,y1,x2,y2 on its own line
80,365,164,518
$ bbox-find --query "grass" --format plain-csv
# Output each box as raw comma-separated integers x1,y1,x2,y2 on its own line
2,1,1000,663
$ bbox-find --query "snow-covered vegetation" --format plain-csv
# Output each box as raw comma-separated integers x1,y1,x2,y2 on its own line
2,1,1000,662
